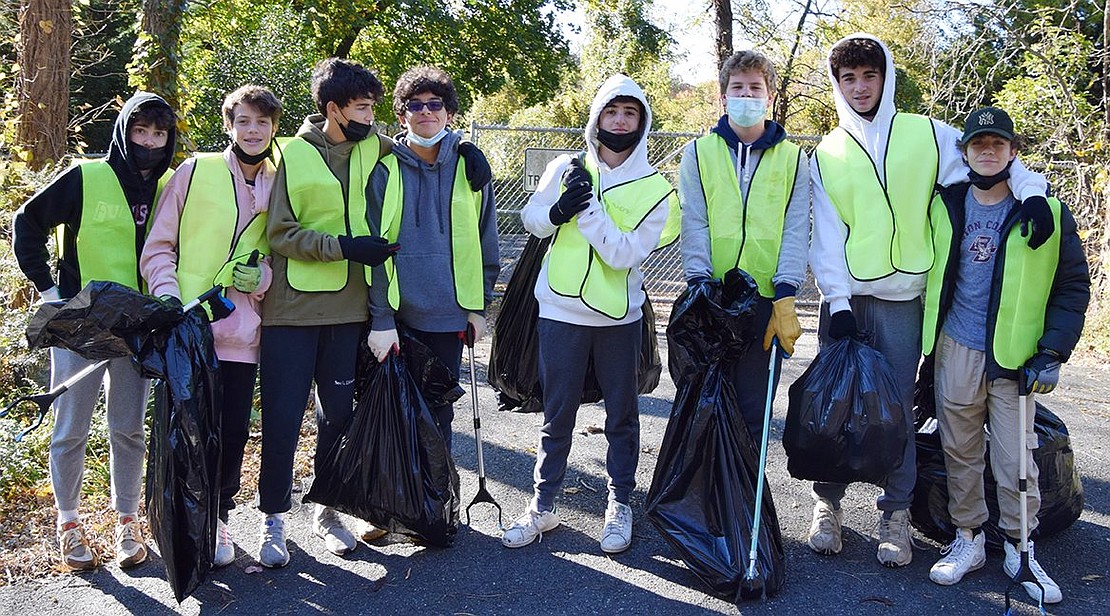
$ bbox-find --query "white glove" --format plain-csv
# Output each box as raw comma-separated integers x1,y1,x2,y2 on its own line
467,313,487,344
367,328,399,362
39,286,61,303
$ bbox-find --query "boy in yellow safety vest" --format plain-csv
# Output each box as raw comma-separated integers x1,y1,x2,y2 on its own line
677,49,810,441
807,34,1052,568
502,74,680,555
922,107,1089,603
13,92,177,571
141,85,282,568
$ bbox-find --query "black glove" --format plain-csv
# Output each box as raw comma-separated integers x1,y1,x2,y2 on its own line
549,182,592,225
1023,350,1061,394
562,156,593,191
158,294,183,312
1016,196,1054,250
828,310,858,341
458,141,492,192
339,235,400,266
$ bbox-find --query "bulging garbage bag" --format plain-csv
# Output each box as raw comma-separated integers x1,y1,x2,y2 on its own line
783,338,908,486
304,334,460,547
910,403,1084,549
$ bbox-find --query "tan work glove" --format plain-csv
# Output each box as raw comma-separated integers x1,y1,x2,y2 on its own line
763,296,802,357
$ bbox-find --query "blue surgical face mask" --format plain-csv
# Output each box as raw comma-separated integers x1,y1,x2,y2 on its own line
406,128,449,148
726,96,768,128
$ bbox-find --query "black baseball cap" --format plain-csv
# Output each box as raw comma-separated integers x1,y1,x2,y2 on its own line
960,106,1015,144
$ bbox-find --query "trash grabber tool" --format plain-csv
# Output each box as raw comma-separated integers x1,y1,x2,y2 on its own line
1,286,230,442
460,322,503,528
745,338,780,584
1004,369,1046,616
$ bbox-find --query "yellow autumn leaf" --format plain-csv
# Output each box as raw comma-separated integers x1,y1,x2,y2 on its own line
38,20,53,35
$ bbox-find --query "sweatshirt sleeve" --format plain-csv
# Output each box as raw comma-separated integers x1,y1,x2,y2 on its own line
808,152,853,313
13,165,83,292
520,156,570,238
266,158,346,262
365,161,396,332
1040,204,1090,361
478,180,500,309
678,140,713,281
576,185,667,271
772,148,811,296
140,160,195,299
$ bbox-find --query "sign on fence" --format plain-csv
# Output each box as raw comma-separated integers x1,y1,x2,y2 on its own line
523,147,578,192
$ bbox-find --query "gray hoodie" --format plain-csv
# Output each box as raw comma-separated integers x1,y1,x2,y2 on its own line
366,130,500,332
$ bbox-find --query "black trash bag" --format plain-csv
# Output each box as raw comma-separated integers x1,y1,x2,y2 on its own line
487,234,663,412
26,281,183,359
396,328,465,409
647,271,784,602
910,403,1084,549
783,338,907,486
304,335,460,547
139,309,222,603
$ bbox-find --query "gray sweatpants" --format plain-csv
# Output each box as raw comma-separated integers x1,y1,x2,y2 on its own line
49,347,151,515
532,318,641,511
813,296,921,512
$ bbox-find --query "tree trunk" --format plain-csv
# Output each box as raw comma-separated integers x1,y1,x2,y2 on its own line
712,0,733,74
133,0,186,113
1103,0,1109,140
15,0,72,169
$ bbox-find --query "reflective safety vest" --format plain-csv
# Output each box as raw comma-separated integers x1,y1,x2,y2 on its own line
815,113,938,281
65,159,171,291
695,134,800,298
922,194,1062,369
280,135,378,292
546,156,679,319
378,153,485,311
176,154,269,302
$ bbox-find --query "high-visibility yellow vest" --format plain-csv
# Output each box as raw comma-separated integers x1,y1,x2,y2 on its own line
280,135,378,292
176,154,269,302
546,156,679,319
815,113,938,281
378,153,485,311
922,193,1062,369
695,134,800,297
65,159,171,290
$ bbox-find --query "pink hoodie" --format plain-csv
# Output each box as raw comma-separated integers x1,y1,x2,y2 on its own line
141,147,274,364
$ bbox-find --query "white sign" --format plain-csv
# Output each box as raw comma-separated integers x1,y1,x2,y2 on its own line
523,148,579,192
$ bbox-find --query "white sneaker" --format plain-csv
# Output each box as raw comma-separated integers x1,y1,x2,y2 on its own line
1003,540,1063,604
259,514,289,568
501,507,560,548
115,516,148,568
876,509,913,567
929,528,986,585
313,506,357,556
213,519,234,568
57,521,96,571
807,498,843,554
357,520,388,543
600,501,633,554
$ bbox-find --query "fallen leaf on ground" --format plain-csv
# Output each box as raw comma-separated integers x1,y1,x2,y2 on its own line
244,565,263,574
563,487,580,494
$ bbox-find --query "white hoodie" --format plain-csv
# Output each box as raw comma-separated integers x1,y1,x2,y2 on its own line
809,33,1047,313
521,74,672,327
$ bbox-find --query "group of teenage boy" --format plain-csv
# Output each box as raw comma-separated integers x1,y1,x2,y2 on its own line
13,31,1089,605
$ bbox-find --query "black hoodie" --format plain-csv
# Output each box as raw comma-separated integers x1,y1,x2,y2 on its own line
14,92,176,297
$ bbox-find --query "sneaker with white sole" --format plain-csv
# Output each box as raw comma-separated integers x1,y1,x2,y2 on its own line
1003,540,1062,604
313,506,356,556
115,516,148,568
877,509,913,567
357,520,388,543
501,508,560,548
807,498,843,554
213,519,234,568
57,521,96,571
600,501,633,554
930,528,986,585
259,514,290,568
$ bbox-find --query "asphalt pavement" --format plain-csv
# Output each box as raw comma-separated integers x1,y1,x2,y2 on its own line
1,326,1107,616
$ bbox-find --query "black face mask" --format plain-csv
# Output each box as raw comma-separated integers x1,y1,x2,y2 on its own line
130,143,165,171
596,128,639,153
338,110,372,142
232,141,272,166
968,161,1012,190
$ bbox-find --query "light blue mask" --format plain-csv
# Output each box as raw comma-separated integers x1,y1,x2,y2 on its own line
406,128,449,148
726,97,768,128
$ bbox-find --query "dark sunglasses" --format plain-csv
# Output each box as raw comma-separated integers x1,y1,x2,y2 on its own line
406,99,445,113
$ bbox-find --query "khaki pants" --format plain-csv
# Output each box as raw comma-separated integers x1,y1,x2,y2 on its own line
934,333,1039,537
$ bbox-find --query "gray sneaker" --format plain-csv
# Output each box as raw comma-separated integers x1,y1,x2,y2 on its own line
213,519,235,568
259,514,290,568
313,506,357,556
501,508,560,548
600,502,633,554
57,521,96,571
1003,540,1062,604
930,528,986,585
877,509,913,567
807,498,843,554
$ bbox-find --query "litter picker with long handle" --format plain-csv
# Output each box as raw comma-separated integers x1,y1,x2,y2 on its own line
459,321,503,528
745,338,780,588
1003,370,1047,616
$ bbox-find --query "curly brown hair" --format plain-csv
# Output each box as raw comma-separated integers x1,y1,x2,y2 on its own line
392,66,459,118
829,38,886,80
